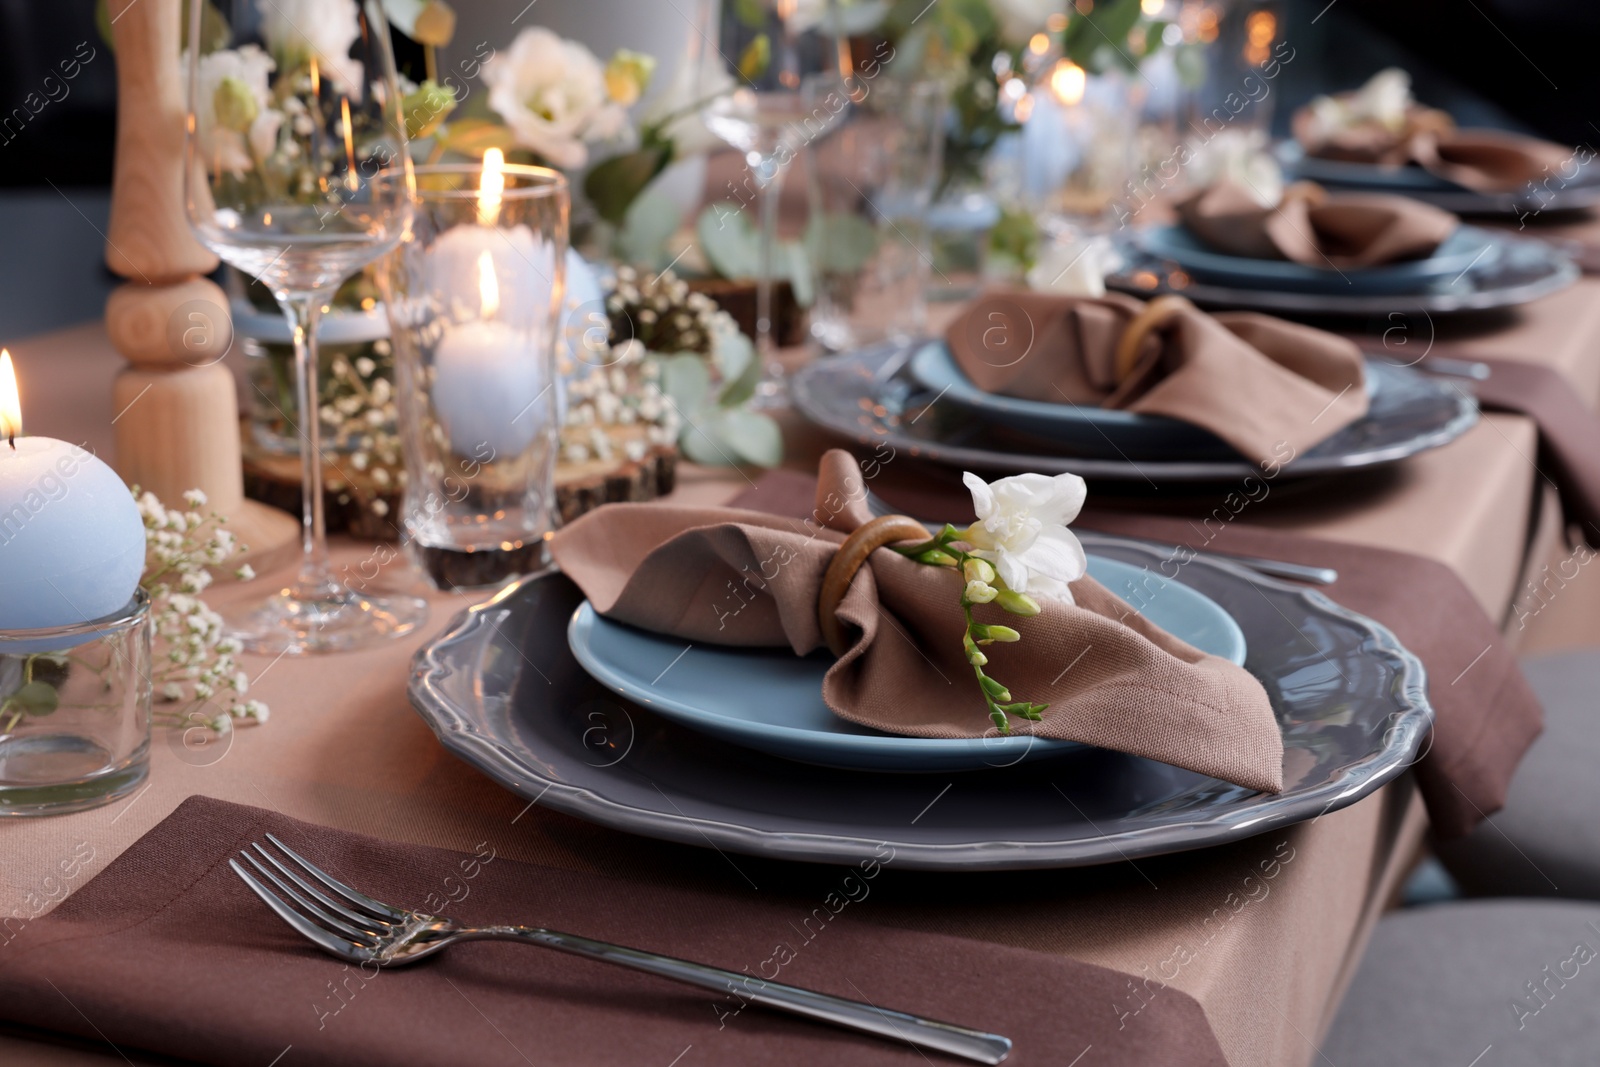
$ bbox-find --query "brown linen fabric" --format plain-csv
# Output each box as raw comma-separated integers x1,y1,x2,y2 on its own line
943,290,1369,465
550,450,1285,793
1292,103,1573,193
0,796,1231,1067
1175,180,1458,267
733,469,1540,840
1426,351,1600,544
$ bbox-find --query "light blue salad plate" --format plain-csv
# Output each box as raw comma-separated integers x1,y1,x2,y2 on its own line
1135,223,1500,295
567,555,1247,774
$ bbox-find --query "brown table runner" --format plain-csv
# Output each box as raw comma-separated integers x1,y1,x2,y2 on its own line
731,469,1542,839
0,796,1229,1067
1422,352,1600,544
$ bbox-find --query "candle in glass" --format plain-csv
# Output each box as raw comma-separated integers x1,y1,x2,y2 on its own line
0,350,145,631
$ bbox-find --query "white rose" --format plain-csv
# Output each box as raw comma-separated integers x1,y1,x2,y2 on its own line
193,45,276,175
258,0,364,98
483,27,628,170
962,471,1088,604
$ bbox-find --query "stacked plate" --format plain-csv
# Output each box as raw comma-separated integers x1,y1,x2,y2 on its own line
409,534,1432,871
791,339,1476,484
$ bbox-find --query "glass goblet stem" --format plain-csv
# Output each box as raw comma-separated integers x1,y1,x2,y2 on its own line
753,152,790,404
279,290,341,602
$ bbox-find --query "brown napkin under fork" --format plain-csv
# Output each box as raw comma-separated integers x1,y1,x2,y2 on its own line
943,290,1370,465
551,450,1285,793
0,796,1231,1067
1176,179,1459,268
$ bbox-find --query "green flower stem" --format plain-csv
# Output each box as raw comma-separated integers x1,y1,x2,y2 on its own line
896,528,1049,734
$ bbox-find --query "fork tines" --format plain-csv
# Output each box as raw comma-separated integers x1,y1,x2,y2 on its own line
230,833,405,962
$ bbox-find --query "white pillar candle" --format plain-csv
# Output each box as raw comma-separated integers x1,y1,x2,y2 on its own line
428,237,555,459
0,352,145,632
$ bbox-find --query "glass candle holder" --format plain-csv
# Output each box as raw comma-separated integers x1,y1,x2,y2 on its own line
0,592,152,816
380,162,570,591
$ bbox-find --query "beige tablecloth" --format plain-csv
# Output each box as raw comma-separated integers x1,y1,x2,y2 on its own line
0,266,1582,1066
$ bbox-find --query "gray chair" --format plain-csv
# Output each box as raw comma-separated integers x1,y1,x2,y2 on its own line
1434,650,1600,899
1323,899,1600,1066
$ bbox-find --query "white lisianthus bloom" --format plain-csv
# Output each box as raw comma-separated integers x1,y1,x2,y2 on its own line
962,471,1088,604
483,28,628,169
258,0,364,98
193,45,276,175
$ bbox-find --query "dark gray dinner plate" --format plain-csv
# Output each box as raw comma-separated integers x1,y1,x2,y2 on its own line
791,343,1476,480
1111,227,1577,316
408,536,1432,871
1275,140,1600,216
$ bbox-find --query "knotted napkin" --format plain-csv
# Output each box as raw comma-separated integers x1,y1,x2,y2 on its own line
1293,103,1573,193
551,451,1284,793
1175,180,1458,268
943,290,1369,463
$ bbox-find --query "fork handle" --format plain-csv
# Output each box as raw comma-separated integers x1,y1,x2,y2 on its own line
464,925,1012,1064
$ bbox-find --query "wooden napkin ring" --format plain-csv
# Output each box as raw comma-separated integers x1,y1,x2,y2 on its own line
818,515,932,656
1114,294,1196,383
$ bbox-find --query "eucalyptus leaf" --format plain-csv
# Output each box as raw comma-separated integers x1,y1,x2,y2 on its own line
733,0,767,28
655,353,714,423
682,408,784,468
1064,0,1145,72
584,146,673,226
805,212,880,276
782,240,815,308
617,187,685,269
9,681,58,718
715,329,761,407
697,203,763,280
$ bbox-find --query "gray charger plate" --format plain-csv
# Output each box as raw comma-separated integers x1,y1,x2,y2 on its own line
792,344,1476,480
1275,141,1600,216
1135,224,1500,295
408,535,1433,871
1110,229,1578,316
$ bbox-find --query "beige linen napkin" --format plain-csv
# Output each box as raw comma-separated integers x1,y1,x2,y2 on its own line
1293,103,1573,193
551,451,1284,793
943,291,1368,463
1175,180,1458,267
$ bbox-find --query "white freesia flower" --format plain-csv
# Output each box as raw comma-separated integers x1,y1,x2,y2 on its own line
962,471,1088,603
483,27,628,169
193,46,277,175
258,0,364,97
1188,127,1284,206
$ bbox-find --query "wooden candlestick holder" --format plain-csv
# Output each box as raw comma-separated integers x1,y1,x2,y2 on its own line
104,0,297,572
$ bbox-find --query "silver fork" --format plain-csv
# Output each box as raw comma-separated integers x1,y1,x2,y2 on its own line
230,834,1012,1065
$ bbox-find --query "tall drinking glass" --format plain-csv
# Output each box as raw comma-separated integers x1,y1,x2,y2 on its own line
184,0,427,653
701,0,851,405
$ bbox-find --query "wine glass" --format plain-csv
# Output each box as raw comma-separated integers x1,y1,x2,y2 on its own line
184,0,427,654
699,0,852,405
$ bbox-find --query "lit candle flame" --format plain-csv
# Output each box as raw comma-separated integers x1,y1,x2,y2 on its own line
478,147,505,227
340,97,359,193
309,56,321,98
477,250,500,319
0,350,20,446
1050,60,1086,106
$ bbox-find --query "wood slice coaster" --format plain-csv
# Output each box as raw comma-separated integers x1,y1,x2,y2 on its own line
243,435,679,541
686,277,806,347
